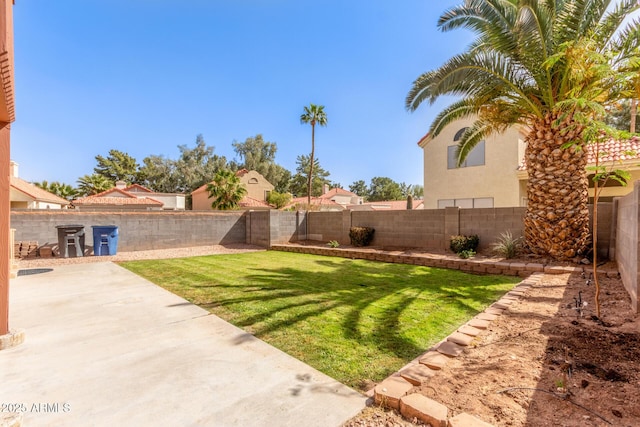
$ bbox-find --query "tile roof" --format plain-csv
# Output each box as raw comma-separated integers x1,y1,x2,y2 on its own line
10,177,70,205
361,200,425,210
284,196,344,210
238,196,271,208
319,188,358,199
73,188,163,206
518,136,640,171
123,184,154,193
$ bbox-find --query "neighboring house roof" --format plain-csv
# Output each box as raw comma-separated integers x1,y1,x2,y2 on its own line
318,187,358,199
238,196,271,208
235,168,250,177
10,177,70,205
517,136,640,171
73,188,163,207
417,132,430,148
284,196,344,210
191,183,209,195
360,200,425,210
123,184,154,193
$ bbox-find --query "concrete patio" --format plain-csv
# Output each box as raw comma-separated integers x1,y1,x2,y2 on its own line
0,262,366,427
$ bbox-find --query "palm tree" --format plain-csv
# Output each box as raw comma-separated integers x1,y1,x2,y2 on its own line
300,104,328,206
76,174,114,197
206,169,247,210
406,0,640,260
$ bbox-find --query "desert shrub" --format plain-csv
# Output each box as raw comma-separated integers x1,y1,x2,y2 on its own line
450,235,479,254
492,231,522,259
349,227,375,247
326,240,340,248
458,249,476,259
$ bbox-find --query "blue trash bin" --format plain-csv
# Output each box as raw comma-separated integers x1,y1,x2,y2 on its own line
92,226,119,256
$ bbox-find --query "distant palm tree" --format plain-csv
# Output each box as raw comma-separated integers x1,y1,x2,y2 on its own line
207,169,247,210
406,0,639,260
34,180,78,200
300,104,328,206
76,174,113,197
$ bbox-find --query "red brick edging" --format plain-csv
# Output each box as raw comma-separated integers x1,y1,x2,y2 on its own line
270,244,618,278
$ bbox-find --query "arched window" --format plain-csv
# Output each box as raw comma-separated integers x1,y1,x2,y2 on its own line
453,127,468,141
448,126,485,169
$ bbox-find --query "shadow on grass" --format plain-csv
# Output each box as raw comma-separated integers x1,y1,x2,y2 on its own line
121,252,518,386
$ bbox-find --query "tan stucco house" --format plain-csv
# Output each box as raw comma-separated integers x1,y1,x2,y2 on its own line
191,169,274,211
9,162,69,209
419,117,640,208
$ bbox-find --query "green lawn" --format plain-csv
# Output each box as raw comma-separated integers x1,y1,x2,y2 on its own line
120,251,519,390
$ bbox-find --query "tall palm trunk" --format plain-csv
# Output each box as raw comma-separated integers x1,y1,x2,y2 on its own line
631,99,638,133
523,114,591,260
307,122,315,206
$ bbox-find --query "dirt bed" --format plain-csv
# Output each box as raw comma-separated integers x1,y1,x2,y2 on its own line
344,270,640,427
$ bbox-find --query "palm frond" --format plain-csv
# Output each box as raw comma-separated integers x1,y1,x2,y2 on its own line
592,0,639,48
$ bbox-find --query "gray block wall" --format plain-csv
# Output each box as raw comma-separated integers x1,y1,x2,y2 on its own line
11,211,248,253
615,184,639,313
459,207,526,251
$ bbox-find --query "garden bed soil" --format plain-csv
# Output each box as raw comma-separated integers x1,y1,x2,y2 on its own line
344,269,640,427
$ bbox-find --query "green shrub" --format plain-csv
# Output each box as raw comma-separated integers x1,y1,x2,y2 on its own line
458,249,476,259
450,235,479,253
326,240,340,248
491,231,522,259
349,227,375,247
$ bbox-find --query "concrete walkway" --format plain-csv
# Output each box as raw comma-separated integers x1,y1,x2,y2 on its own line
1,263,366,427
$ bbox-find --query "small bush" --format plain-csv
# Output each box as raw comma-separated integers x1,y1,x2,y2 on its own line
492,231,522,259
450,235,479,254
458,249,476,259
349,227,375,247
326,240,340,248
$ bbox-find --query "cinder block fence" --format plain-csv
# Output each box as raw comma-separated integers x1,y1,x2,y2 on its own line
10,197,637,312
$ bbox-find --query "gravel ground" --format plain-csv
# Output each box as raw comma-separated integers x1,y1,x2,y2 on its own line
16,244,266,268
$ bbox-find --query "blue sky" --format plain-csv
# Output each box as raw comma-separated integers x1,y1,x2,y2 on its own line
11,0,470,189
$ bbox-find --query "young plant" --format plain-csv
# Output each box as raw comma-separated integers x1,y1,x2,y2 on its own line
458,249,476,259
491,231,522,259
583,125,635,318
326,240,340,248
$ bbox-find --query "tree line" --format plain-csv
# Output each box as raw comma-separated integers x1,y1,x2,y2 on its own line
34,133,422,205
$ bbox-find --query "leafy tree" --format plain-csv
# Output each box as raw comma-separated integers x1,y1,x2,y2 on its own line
406,0,640,260
137,154,180,193
76,174,114,197
272,165,292,194
412,184,424,199
349,180,369,200
289,155,331,197
207,169,247,210
605,99,640,133
267,191,292,209
34,181,79,201
231,134,287,187
368,177,403,202
94,150,140,184
300,104,328,205
175,134,228,193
